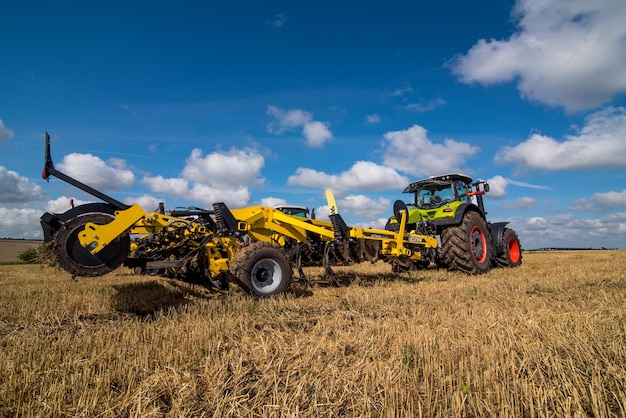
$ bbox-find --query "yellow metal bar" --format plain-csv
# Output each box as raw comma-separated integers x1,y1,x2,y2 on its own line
270,210,335,240
322,189,436,255
325,190,338,215
231,206,336,240
78,204,146,254
394,209,412,256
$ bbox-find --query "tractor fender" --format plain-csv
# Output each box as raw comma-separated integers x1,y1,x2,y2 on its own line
488,221,509,256
433,203,485,231
40,203,119,242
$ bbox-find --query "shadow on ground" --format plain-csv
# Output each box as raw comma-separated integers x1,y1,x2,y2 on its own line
110,280,211,318
110,268,432,316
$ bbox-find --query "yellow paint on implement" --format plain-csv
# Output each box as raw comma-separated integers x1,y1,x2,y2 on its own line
325,189,338,216
78,204,146,254
73,190,436,274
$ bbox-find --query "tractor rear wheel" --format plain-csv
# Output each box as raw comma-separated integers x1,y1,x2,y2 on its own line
229,242,292,297
54,213,130,277
441,211,492,274
495,228,522,267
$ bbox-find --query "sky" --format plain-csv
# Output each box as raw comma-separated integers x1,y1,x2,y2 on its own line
1,0,626,250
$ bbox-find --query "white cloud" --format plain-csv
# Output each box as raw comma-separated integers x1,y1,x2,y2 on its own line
287,168,334,189
182,148,264,189
46,196,91,213
287,161,408,195
0,119,14,140
510,212,626,249
266,105,333,148
187,183,252,208
496,106,626,171
107,158,131,171
571,189,626,211
507,179,553,191
124,194,162,212
142,175,189,197
503,197,536,210
485,175,551,198
266,106,311,133
401,98,447,113
0,166,47,203
487,175,509,198
138,147,265,209
0,207,43,239
382,125,480,177
339,194,391,220
57,153,135,190
314,204,331,221
260,197,287,208
365,114,381,124
452,0,626,111
302,121,333,147
369,218,391,230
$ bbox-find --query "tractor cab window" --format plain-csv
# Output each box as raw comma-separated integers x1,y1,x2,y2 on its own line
276,206,310,218
455,182,471,204
415,184,454,209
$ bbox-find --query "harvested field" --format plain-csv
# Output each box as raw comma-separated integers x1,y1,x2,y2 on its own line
1,251,625,417
0,239,42,263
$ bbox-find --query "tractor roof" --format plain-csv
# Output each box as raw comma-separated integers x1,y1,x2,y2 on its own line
403,173,473,194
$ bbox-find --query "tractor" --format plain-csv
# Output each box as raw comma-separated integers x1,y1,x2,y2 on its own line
38,132,521,298
385,173,522,274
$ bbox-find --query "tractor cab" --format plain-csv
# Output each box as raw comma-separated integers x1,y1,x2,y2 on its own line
407,178,464,210
387,173,489,229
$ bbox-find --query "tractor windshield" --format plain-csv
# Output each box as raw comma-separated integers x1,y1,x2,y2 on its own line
415,185,454,209
275,206,310,218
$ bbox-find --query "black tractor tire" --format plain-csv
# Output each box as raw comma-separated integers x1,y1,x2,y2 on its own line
441,211,492,274
54,213,130,277
495,228,522,267
229,241,292,297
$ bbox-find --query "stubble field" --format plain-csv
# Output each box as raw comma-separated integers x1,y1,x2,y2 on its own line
1,250,625,417
0,240,42,263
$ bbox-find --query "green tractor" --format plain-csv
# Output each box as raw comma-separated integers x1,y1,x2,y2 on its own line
385,173,522,274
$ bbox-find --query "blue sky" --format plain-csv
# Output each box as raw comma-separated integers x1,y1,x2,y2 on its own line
1,0,625,249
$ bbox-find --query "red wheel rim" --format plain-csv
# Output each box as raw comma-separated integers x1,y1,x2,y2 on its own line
508,238,520,263
470,226,487,263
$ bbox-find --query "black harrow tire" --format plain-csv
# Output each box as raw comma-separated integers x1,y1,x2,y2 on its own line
229,241,292,297
54,213,130,277
441,211,492,274
495,228,523,268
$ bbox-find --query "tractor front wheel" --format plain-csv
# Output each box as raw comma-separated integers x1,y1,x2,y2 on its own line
441,211,492,274
229,242,292,297
495,228,522,267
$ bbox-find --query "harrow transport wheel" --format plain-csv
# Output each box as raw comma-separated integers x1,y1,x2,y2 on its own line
229,242,292,297
441,211,492,274
54,213,130,277
496,228,522,267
